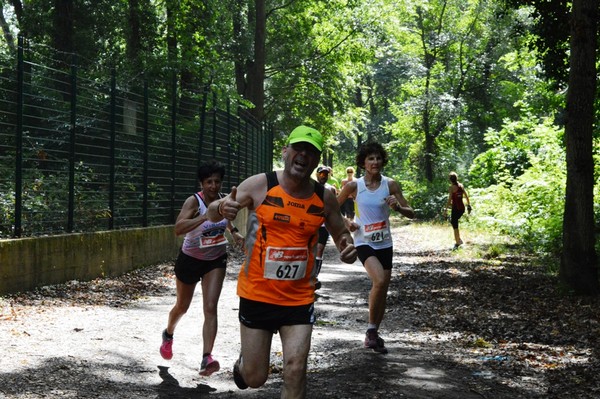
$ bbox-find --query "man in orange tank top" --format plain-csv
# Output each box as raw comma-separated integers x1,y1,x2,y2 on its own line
208,125,357,398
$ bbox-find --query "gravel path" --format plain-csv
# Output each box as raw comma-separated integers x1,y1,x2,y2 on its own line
2,222,578,398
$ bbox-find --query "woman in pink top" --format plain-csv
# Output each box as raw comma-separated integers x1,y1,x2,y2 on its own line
159,160,244,376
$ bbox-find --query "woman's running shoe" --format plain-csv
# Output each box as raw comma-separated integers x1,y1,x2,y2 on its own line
199,354,220,376
364,328,388,354
159,329,173,360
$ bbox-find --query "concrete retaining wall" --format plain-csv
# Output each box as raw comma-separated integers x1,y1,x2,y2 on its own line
0,226,180,295
0,209,248,296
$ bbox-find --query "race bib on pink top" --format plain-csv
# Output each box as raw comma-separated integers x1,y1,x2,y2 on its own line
198,234,227,248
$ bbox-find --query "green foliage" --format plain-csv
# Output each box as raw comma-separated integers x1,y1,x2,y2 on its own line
504,0,571,85
469,115,542,187
398,177,448,220
266,0,380,147
2,0,596,260
468,116,566,255
0,181,14,236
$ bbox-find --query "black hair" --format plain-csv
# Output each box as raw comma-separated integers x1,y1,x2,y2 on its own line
197,160,225,182
356,142,388,168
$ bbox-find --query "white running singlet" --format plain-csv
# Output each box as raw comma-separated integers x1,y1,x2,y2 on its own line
353,176,392,249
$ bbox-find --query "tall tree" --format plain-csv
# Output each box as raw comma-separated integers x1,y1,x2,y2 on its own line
265,0,376,139
126,0,143,73
560,0,598,294
52,0,74,99
0,0,16,52
386,0,502,182
233,0,265,121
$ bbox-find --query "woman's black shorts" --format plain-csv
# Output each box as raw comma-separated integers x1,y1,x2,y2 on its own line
356,245,393,270
174,250,227,285
450,209,465,229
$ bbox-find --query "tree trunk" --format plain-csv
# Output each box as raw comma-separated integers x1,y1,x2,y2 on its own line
53,0,73,53
233,2,247,99
124,0,143,135
165,0,177,68
0,3,16,52
53,0,74,100
423,119,435,182
126,0,143,73
246,0,265,121
560,0,598,295
8,0,23,28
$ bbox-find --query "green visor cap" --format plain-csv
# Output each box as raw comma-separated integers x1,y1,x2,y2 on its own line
286,125,323,152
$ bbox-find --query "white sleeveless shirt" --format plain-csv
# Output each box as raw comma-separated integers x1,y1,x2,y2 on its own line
353,176,392,249
181,192,229,260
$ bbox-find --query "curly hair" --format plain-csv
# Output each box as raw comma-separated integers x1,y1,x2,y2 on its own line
355,142,388,168
197,160,225,182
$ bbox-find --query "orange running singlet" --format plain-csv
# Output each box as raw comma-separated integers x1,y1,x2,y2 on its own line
237,172,325,306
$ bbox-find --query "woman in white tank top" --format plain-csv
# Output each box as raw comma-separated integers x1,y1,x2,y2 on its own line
337,142,415,354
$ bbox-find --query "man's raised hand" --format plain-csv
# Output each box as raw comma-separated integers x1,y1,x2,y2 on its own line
220,186,240,220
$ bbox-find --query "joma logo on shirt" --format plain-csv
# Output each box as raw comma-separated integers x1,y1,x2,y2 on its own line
286,201,305,209
274,213,291,223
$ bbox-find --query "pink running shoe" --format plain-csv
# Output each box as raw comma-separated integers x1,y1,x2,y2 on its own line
160,329,173,360
199,354,220,376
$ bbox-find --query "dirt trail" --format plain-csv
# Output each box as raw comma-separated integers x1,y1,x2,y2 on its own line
2,222,591,398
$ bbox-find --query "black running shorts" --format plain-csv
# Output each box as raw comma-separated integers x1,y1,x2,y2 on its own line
174,251,227,285
450,208,465,229
238,297,315,333
356,245,393,270
341,198,355,218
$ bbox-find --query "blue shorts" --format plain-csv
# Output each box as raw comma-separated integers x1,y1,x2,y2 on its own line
238,297,315,333
356,245,393,270
174,251,227,285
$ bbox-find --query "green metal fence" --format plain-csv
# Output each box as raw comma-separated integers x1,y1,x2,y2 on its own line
0,37,272,238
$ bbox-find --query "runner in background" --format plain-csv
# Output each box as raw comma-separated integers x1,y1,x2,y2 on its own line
340,166,356,218
337,142,414,354
443,171,471,250
159,160,244,376
325,166,340,194
314,165,338,290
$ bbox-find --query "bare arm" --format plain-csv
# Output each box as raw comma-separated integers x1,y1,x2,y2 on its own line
463,188,471,206
207,173,267,222
387,179,415,219
226,220,245,248
336,179,359,231
463,187,471,214
323,189,357,264
446,186,453,208
174,195,208,236
337,180,357,205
